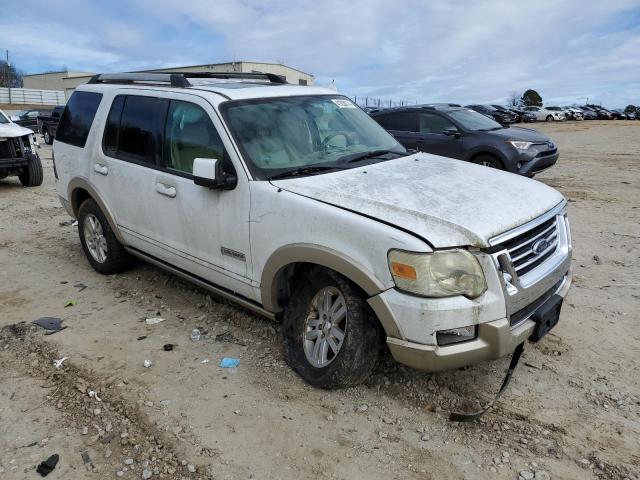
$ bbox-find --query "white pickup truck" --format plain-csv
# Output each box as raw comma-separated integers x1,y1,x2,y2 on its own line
53,73,572,388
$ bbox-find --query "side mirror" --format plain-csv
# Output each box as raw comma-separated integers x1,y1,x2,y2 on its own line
443,127,460,137
193,158,237,190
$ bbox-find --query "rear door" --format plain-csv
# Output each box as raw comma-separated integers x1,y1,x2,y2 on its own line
416,112,462,158
375,112,419,149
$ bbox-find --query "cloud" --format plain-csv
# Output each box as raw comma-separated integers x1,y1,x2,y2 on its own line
1,0,639,107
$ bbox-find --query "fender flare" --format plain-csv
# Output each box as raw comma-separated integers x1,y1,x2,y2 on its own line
67,177,126,244
260,244,403,338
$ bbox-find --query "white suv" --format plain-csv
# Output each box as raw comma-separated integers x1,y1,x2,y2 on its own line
523,106,566,122
54,73,572,388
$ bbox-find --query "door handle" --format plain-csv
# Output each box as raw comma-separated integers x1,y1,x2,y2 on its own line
94,163,108,175
156,182,177,198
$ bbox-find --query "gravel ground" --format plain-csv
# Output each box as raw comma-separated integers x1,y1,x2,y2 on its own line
1,120,639,479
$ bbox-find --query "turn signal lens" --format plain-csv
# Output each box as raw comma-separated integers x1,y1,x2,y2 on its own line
390,262,417,280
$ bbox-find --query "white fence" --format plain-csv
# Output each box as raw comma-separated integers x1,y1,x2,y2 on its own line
0,87,65,105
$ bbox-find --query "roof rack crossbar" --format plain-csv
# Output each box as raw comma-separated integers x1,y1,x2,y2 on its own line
87,71,287,88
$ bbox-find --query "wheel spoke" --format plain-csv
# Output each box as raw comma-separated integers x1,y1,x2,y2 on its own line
319,338,329,364
305,329,321,340
326,336,340,355
330,326,345,342
329,298,346,322
311,337,323,363
322,289,332,315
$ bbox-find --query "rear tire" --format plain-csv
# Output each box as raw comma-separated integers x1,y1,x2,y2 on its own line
78,198,133,274
283,268,381,388
18,153,44,187
473,154,503,170
546,115,554,122
43,129,53,145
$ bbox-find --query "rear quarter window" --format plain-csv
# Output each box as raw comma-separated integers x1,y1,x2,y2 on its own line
56,91,103,148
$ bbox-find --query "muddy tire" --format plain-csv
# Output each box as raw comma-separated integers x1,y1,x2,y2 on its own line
473,154,503,170
283,268,381,388
78,198,132,274
43,129,53,145
18,152,44,187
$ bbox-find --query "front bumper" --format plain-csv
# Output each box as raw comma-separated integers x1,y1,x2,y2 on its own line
517,150,559,177
383,271,571,371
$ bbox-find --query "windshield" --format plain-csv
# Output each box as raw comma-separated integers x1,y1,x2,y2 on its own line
547,107,561,111
222,95,406,180
0,110,9,124
448,109,503,131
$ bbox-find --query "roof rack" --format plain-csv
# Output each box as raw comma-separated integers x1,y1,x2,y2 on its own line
87,71,288,88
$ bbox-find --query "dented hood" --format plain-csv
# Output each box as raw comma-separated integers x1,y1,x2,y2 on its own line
0,122,33,138
272,153,565,248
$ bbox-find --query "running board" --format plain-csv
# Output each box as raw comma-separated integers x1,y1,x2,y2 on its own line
124,247,276,321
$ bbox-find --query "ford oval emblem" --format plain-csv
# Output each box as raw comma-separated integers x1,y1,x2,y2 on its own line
532,238,550,255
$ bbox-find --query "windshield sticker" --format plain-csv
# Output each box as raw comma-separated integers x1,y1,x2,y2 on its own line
332,99,357,109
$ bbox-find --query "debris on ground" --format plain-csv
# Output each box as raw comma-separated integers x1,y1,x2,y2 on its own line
36,453,59,477
32,317,65,333
163,343,174,351
88,390,102,401
136,335,147,341
64,300,76,308
219,357,240,368
190,328,202,341
215,331,247,346
143,359,153,368
73,282,87,292
81,451,93,471
53,357,68,369
145,317,165,325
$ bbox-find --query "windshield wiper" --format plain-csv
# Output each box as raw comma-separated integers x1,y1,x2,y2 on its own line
266,165,344,181
337,149,406,164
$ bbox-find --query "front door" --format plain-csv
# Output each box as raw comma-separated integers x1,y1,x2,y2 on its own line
416,112,463,158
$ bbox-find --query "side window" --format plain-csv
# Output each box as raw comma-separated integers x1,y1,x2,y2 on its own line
102,95,166,165
118,96,164,164
164,100,224,175
56,91,103,148
419,113,455,134
377,112,416,132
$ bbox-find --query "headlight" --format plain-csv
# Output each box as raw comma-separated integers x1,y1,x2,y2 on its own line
388,249,487,298
506,140,533,150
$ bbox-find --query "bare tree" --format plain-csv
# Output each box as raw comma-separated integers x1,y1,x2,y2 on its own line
506,90,521,107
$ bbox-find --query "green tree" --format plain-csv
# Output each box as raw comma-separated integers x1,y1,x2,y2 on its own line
624,104,637,114
521,89,543,107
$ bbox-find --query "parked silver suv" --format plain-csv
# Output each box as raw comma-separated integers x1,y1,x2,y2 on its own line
54,73,572,388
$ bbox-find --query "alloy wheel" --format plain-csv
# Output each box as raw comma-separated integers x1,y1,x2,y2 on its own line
83,213,108,263
303,286,347,368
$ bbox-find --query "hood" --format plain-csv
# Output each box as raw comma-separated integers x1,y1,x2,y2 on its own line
0,122,33,138
272,154,565,248
486,126,552,142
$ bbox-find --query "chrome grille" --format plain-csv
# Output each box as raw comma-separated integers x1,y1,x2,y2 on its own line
499,216,559,277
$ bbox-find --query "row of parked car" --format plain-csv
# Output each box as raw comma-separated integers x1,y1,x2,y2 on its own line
365,103,638,125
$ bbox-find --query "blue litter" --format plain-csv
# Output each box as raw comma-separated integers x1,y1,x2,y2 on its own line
219,357,240,368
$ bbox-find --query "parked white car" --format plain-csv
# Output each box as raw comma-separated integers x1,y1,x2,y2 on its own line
523,106,565,122
54,73,572,388
562,107,584,121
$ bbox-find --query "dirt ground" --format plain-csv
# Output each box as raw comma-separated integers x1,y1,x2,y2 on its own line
1,120,638,480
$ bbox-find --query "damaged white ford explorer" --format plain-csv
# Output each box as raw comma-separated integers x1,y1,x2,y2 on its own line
54,73,572,388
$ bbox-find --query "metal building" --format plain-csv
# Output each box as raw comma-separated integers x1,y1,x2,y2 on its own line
23,62,314,100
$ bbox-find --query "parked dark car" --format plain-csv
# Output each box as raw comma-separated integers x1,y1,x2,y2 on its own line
585,105,612,120
11,109,51,133
370,105,559,177
37,105,65,144
507,107,536,123
492,105,522,123
465,104,516,125
610,109,627,120
578,106,598,120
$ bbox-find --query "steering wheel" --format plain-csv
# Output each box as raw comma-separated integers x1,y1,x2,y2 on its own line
321,132,349,150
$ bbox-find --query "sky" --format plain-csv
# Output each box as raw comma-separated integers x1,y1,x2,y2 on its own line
1,0,639,108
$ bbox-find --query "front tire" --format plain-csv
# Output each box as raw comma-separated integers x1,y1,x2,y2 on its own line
473,154,503,170
283,268,381,388
18,152,44,187
43,129,53,145
546,115,554,122
78,198,132,274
